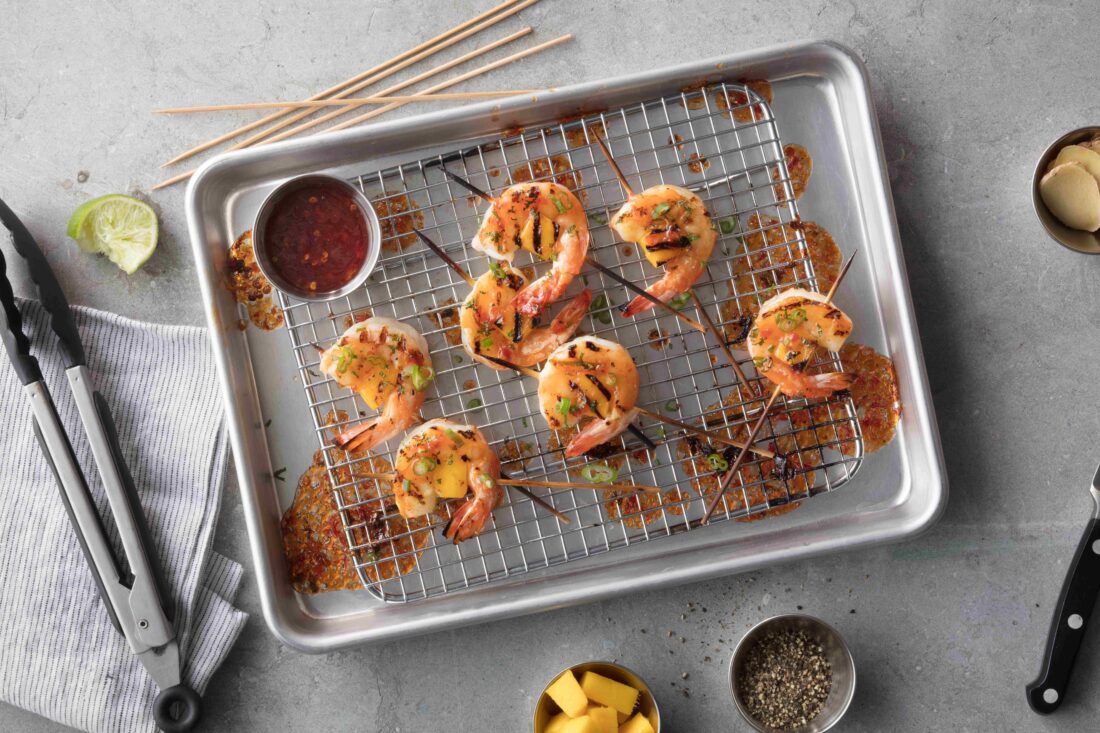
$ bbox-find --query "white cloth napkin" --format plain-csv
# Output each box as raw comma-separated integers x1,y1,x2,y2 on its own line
0,298,247,733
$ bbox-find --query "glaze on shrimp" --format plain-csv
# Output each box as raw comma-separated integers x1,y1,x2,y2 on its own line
471,181,589,318
320,317,433,452
538,336,640,458
392,419,502,543
610,184,716,316
747,288,854,399
460,262,592,370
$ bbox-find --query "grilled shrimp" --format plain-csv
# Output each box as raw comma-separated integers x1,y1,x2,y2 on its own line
320,317,434,452
392,419,502,542
538,336,640,458
747,288,854,399
460,262,592,370
610,184,716,317
471,182,589,318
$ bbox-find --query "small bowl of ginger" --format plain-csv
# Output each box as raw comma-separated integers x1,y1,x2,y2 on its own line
533,661,660,733
1033,125,1100,254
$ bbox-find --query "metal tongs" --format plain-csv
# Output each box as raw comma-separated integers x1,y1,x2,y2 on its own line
0,198,200,732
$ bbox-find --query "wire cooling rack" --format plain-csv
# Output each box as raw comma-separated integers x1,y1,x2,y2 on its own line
275,81,864,602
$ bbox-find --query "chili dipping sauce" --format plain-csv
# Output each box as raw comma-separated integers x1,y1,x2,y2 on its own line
263,182,370,293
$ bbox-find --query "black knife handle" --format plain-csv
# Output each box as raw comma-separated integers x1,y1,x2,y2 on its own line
1026,516,1100,713
0,248,42,385
0,197,85,369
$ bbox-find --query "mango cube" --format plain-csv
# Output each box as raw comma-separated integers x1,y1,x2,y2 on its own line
562,716,599,733
546,670,588,718
587,706,618,733
545,712,572,733
580,671,639,716
618,713,655,733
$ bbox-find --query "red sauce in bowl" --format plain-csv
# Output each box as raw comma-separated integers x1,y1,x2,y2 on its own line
263,182,370,294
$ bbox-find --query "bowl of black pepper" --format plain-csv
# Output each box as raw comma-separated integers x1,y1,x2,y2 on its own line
729,614,855,732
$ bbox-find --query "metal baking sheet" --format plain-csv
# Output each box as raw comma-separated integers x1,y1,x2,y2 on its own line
186,39,946,652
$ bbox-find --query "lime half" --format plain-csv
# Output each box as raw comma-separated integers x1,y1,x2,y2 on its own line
67,194,159,274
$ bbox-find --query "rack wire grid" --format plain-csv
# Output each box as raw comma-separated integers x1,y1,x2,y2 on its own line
275,81,865,602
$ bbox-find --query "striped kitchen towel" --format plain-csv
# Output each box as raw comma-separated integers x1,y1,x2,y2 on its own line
0,298,247,733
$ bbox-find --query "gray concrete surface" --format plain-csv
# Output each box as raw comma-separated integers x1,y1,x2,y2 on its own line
1,0,1098,730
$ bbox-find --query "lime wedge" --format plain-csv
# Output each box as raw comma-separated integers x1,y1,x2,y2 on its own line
67,194,159,274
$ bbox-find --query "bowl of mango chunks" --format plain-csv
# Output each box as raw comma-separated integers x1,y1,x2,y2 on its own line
534,661,660,733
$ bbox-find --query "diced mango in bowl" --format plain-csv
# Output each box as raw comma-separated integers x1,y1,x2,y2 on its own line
587,706,617,733
538,667,654,733
580,671,640,715
618,713,655,733
545,670,589,717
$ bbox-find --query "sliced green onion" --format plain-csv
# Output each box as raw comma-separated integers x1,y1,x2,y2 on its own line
489,261,507,279
413,457,438,476
652,201,671,218
551,195,568,214
669,292,691,310
480,336,494,351
591,212,608,226
719,217,736,235
580,463,618,484
706,453,729,472
664,400,679,412
402,479,411,491
480,473,496,488
409,365,434,391
445,428,464,447
590,293,612,325
557,396,572,417
467,398,483,411
452,354,464,364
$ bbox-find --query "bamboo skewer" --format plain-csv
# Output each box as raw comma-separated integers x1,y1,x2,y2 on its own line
413,229,475,287
593,133,635,198
689,290,757,395
156,90,543,114
357,471,659,494
152,31,570,191
304,34,572,139
248,28,547,148
583,257,708,333
701,251,858,524
634,407,773,458
159,0,534,168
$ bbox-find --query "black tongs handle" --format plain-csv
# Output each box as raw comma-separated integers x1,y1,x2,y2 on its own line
0,247,41,385
0,197,84,369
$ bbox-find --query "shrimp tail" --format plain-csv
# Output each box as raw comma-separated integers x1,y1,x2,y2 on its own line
565,407,640,458
442,498,492,543
512,272,567,318
550,289,593,333
784,371,854,399
622,257,707,318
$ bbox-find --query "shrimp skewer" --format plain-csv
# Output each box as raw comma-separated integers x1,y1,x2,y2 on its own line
484,350,773,459
318,317,434,452
609,183,717,317
412,228,591,369
392,420,502,542
448,168,590,319
591,134,757,396
461,262,592,370
702,252,857,524
538,337,642,458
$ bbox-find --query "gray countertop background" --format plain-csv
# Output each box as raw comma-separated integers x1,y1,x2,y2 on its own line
1,0,1098,730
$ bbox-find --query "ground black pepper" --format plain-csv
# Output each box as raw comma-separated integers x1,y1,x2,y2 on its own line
737,629,832,730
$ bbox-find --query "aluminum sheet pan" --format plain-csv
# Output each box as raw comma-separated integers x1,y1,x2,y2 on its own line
186,39,945,652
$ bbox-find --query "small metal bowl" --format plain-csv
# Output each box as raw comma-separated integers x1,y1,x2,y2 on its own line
1032,125,1100,254
730,614,855,733
533,661,660,733
253,173,381,301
